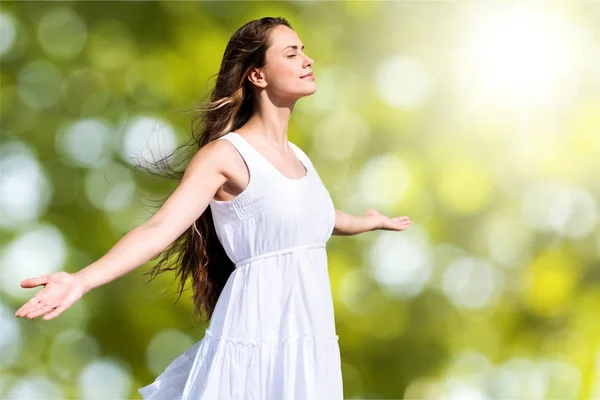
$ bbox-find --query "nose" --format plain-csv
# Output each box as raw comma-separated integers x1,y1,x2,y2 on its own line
303,55,314,67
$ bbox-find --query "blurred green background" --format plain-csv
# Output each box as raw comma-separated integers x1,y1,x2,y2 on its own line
1,1,599,399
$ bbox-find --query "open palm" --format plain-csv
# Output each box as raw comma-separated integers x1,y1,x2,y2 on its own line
365,208,411,231
14,271,87,321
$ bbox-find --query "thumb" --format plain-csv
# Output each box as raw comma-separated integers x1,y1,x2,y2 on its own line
21,274,50,288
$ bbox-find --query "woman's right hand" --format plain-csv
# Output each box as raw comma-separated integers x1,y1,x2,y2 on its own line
14,271,88,321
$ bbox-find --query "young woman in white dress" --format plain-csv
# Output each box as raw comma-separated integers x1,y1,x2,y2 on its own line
15,17,411,399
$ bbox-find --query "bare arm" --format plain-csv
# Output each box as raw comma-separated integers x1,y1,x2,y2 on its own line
332,208,411,236
16,139,231,320
73,139,230,292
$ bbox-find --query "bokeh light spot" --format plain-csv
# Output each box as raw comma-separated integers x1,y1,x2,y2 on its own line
145,328,194,377
369,225,432,299
1,224,68,300
37,6,87,59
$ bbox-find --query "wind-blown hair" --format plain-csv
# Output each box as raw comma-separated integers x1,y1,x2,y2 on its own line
137,17,292,323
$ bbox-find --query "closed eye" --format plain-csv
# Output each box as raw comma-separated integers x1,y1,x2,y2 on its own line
287,55,296,58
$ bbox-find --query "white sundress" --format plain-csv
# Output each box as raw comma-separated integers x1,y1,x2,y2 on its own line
138,131,343,400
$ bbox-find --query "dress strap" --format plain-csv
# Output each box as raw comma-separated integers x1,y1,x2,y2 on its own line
287,141,313,173
216,132,264,178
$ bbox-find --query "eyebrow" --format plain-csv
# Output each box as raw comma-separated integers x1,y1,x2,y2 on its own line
283,45,304,51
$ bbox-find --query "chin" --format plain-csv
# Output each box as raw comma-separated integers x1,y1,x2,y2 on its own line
300,86,317,97
288,86,317,101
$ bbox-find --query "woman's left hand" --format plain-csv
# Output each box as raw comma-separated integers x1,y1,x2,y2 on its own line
365,209,411,231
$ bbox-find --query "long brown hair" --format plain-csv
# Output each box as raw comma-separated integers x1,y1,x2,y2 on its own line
136,17,292,323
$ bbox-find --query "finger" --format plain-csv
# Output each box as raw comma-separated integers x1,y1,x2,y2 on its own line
20,291,54,317
19,287,52,309
26,303,59,319
390,221,410,230
21,275,50,288
22,301,50,318
15,297,44,317
43,305,66,321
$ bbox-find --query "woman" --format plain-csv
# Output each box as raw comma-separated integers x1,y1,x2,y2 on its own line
15,17,411,399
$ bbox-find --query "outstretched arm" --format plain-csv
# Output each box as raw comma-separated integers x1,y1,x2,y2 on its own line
332,208,411,236
15,139,233,321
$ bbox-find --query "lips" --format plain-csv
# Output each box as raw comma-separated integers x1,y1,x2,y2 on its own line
301,72,313,78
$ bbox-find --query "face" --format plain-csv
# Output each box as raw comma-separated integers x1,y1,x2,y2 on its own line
248,25,316,101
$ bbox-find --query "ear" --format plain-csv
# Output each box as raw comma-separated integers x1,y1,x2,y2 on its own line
247,68,267,89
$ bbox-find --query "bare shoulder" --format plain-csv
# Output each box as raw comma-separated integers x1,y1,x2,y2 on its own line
185,136,243,183
185,137,228,170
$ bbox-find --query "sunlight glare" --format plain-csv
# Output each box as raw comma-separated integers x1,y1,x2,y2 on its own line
455,6,585,110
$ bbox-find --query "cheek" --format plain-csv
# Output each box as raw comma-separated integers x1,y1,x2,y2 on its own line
277,59,300,76
265,61,302,90
273,69,300,87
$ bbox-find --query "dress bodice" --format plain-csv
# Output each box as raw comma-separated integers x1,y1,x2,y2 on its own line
209,132,336,266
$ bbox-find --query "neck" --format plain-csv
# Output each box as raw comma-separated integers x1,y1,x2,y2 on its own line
240,104,293,148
